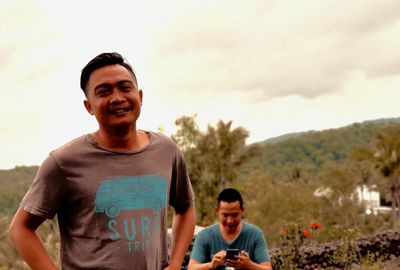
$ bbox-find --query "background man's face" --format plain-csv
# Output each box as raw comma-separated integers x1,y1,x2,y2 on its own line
216,200,243,233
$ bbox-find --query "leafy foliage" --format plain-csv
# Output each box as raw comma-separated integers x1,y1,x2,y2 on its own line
352,124,400,228
246,119,400,179
172,115,250,223
272,222,320,270
0,166,38,216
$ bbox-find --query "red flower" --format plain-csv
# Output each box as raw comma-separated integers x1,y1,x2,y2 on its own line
309,223,321,230
303,230,311,238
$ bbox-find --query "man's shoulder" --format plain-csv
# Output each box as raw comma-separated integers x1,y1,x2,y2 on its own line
147,131,183,153
197,224,219,237
50,134,90,160
53,134,87,151
147,131,176,145
242,222,264,234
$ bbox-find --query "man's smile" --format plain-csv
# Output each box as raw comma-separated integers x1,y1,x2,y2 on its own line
108,107,131,115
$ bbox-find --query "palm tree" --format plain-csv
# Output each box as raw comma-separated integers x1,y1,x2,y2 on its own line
172,116,249,224
354,125,400,228
203,120,249,189
372,128,400,225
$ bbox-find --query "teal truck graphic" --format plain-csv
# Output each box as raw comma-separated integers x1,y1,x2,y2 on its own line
95,175,167,218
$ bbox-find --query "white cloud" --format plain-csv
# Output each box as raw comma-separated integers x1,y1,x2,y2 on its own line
148,0,400,100
1,0,400,169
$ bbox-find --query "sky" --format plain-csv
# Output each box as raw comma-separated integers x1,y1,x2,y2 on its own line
1,0,400,170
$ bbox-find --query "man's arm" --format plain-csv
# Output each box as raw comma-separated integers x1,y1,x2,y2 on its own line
240,260,272,270
228,251,272,270
188,259,213,270
188,250,226,270
166,205,196,270
243,261,272,270
258,261,273,270
9,207,58,270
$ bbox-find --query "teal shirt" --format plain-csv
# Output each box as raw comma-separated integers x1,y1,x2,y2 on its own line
190,223,271,268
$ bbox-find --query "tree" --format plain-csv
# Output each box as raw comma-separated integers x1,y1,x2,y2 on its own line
352,125,400,228
371,127,400,227
202,120,249,189
241,171,322,247
172,115,249,224
317,162,365,229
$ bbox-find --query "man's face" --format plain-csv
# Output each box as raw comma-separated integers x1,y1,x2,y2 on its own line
84,64,142,131
216,200,243,233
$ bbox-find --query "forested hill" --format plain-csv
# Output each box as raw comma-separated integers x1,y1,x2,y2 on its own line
0,165,38,215
245,117,400,178
1,117,400,215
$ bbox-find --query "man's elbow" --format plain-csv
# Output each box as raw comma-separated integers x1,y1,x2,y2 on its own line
8,208,43,244
262,261,273,270
9,216,23,246
187,259,201,270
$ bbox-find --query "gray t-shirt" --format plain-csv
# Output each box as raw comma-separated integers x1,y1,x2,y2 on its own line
20,131,194,270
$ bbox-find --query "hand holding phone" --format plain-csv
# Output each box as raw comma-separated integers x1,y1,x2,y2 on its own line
225,249,240,261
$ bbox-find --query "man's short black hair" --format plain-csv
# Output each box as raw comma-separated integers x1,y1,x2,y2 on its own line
217,188,244,209
80,52,137,95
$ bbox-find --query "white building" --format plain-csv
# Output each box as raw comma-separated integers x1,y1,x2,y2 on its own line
355,185,391,215
314,185,391,215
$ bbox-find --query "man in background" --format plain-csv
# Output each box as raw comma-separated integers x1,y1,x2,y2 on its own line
9,52,196,270
188,188,271,270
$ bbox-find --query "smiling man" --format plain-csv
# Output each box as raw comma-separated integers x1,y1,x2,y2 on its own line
9,52,196,270
188,188,271,270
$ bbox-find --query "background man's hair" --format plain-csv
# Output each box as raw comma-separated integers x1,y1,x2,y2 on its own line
217,188,244,209
80,52,137,95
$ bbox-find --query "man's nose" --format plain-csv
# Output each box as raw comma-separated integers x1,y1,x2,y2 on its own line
110,89,125,103
227,216,234,223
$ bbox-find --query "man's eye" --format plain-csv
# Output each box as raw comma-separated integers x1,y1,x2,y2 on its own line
121,85,132,92
97,89,109,96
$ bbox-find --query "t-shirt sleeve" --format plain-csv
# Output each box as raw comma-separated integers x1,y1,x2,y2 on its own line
20,153,66,219
190,230,211,263
253,229,271,262
169,146,195,213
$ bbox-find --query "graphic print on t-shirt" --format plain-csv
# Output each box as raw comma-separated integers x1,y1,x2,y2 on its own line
95,175,167,253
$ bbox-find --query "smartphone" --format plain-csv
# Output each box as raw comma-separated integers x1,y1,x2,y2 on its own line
225,249,240,261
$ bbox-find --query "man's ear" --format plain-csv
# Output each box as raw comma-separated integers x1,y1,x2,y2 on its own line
139,89,143,106
83,99,94,115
